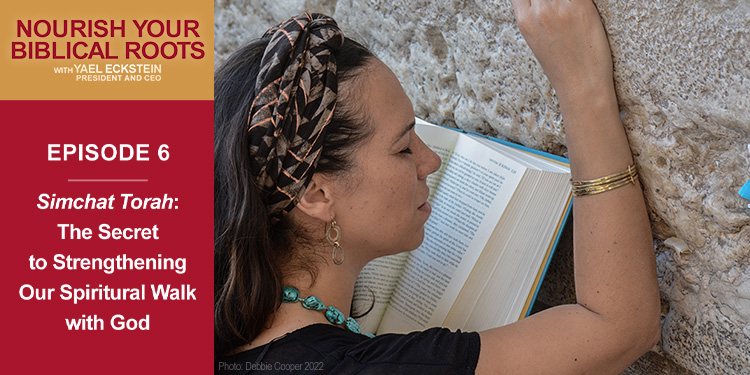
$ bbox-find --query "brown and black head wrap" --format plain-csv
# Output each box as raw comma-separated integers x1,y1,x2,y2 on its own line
248,13,344,216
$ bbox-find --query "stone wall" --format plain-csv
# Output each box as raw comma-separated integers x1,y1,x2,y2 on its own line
215,1,750,373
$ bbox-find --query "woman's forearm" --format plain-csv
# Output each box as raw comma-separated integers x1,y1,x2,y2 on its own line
561,87,660,339
475,3,661,373
511,0,660,334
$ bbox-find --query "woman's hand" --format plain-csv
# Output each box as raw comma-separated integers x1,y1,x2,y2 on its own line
511,0,615,104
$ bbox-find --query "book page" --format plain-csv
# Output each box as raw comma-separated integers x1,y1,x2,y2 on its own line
352,252,411,334
377,135,526,334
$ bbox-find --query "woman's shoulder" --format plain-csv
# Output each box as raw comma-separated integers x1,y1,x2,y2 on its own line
217,324,480,374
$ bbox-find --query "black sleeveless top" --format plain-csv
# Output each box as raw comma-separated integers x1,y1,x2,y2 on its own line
216,324,481,374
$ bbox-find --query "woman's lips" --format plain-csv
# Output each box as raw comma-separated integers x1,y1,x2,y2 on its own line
418,200,432,214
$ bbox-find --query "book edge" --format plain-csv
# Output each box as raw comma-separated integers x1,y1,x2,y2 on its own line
519,193,574,318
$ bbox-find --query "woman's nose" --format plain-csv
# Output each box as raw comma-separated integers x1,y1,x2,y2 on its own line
417,138,441,180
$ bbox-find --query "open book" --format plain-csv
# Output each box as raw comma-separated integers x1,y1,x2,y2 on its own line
352,118,573,335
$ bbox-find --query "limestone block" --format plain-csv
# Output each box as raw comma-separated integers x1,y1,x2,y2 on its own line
214,0,338,65
622,351,698,375
215,1,750,374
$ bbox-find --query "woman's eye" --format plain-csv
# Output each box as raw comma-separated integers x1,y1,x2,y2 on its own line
400,147,413,154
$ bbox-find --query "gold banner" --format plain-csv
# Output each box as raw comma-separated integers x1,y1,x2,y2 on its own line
0,0,213,100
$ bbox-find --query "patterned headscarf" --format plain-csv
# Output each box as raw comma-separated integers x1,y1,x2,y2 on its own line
248,13,344,216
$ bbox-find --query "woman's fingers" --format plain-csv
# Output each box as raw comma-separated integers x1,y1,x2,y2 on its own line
510,0,531,15
510,0,614,102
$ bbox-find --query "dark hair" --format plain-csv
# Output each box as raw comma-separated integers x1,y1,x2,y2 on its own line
214,36,374,357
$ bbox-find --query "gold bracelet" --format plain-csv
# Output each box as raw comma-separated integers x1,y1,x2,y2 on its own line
570,164,639,196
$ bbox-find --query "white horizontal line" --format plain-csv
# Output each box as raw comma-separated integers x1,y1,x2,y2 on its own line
68,179,149,182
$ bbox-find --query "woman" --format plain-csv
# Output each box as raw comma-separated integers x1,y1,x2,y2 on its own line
215,0,661,373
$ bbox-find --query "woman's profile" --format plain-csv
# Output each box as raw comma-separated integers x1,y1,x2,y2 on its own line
214,1,661,374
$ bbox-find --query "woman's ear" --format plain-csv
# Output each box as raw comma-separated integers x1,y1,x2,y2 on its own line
294,173,335,221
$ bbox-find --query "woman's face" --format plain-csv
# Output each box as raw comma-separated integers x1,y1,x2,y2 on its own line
329,59,441,264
